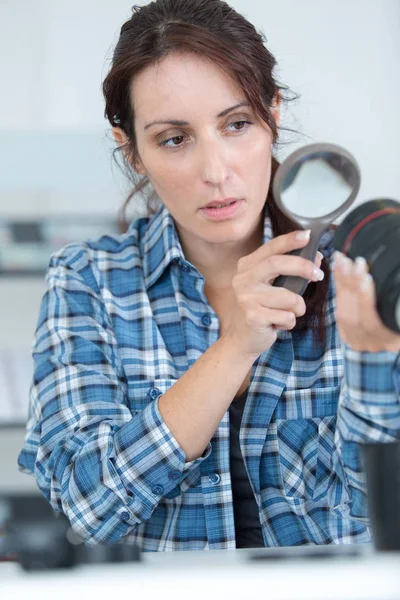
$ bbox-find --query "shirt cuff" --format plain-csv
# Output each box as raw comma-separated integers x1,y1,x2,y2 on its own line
342,342,400,404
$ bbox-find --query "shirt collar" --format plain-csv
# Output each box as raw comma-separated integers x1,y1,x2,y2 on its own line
139,204,185,290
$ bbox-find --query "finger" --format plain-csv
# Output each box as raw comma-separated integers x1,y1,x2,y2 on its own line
355,260,384,331
239,229,311,271
309,252,323,283
241,305,297,331
250,253,324,285
333,253,377,341
332,251,351,278
333,281,365,345
262,308,297,330
332,251,356,294
356,258,376,304
249,287,306,318
315,251,323,269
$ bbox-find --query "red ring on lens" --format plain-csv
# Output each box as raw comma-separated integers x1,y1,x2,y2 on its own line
343,208,400,254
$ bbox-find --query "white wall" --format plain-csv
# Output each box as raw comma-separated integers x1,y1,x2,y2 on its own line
0,0,399,427
1,0,398,202
252,0,400,202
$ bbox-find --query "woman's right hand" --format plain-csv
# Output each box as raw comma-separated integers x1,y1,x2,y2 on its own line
223,230,325,359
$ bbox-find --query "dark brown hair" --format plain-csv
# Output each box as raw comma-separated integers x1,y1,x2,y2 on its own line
102,0,331,345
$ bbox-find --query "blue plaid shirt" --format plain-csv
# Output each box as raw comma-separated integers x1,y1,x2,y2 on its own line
18,204,400,550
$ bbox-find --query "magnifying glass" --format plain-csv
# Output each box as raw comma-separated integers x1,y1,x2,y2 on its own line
272,142,361,296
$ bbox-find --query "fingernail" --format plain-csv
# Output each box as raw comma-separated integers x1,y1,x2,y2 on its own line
354,256,367,276
296,230,311,241
313,266,325,281
334,252,351,276
342,259,352,276
317,251,323,261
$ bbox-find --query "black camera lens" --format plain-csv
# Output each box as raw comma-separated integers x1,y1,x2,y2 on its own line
333,198,400,333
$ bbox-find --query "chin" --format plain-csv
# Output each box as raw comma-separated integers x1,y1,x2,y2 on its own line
200,227,250,245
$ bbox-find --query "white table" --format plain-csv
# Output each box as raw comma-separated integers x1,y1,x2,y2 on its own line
1,546,399,600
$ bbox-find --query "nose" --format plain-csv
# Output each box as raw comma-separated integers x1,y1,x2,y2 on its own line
199,136,231,187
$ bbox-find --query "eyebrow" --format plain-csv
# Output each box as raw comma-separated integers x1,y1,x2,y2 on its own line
143,102,251,131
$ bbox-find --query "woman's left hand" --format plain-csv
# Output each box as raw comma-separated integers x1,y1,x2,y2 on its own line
332,251,400,353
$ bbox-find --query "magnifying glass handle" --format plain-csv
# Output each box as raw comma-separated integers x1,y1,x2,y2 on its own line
272,234,322,297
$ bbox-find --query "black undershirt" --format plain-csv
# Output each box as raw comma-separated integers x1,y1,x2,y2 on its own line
229,388,265,548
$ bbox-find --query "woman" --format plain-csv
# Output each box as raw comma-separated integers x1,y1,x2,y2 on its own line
18,0,400,551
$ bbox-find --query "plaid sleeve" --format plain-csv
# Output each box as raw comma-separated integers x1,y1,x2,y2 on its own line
333,344,400,523
17,245,210,545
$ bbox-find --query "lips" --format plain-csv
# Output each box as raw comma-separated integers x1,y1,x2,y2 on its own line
200,198,243,220
204,198,240,208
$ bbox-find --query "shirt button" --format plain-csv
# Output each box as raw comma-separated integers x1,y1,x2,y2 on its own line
180,263,191,272
168,469,181,481
208,473,221,485
148,387,160,400
119,510,131,521
201,314,211,326
152,485,164,496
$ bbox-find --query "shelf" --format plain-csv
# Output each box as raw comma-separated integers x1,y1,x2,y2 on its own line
0,216,120,276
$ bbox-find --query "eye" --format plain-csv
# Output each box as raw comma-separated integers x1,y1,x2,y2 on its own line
158,134,187,149
228,120,253,132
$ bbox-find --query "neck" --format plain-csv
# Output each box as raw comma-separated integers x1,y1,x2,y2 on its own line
179,217,264,291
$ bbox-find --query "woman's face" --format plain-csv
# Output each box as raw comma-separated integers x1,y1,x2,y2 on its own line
116,52,278,254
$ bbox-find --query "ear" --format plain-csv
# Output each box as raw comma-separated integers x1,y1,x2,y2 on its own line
111,126,147,176
271,91,281,129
